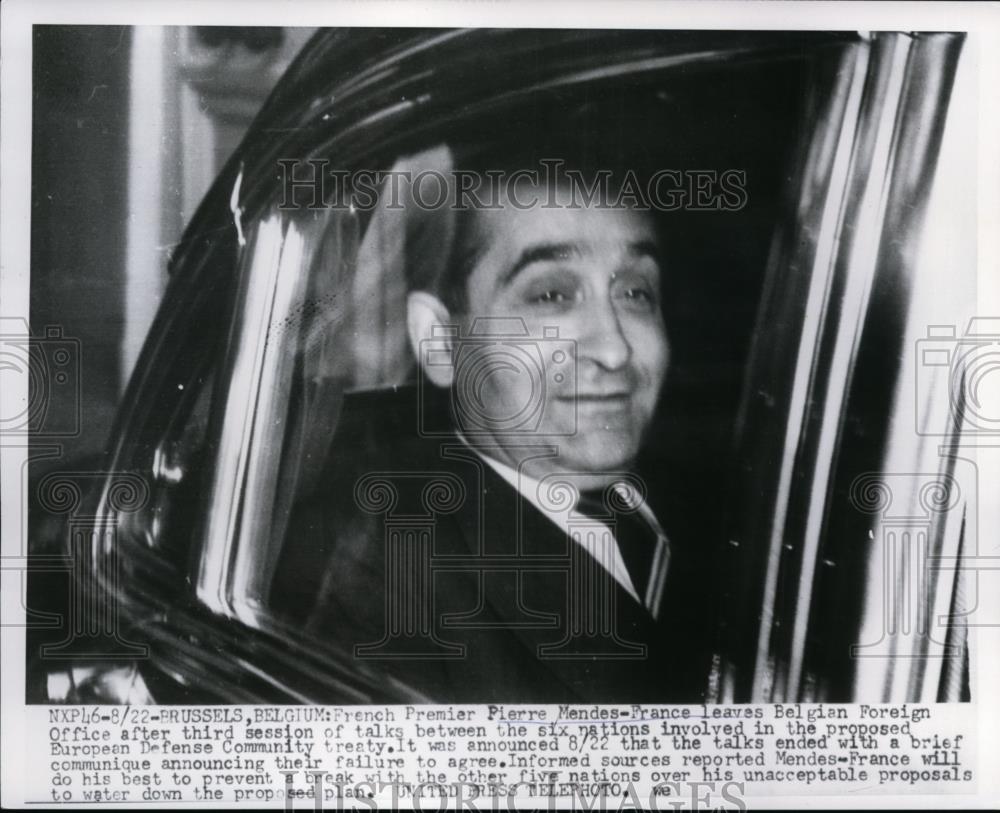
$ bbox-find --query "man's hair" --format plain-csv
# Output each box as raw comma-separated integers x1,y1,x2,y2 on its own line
420,146,662,315
402,87,671,310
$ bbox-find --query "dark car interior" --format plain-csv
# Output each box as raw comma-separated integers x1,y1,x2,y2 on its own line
36,29,957,704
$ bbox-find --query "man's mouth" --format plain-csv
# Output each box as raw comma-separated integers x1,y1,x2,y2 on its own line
561,392,632,411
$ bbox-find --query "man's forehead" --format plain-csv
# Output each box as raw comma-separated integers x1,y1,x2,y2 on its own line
468,201,659,265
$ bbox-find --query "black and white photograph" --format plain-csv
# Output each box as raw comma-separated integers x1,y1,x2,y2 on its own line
2,1,998,809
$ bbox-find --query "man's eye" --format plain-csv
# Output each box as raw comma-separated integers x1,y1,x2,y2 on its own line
619,287,658,308
523,282,576,306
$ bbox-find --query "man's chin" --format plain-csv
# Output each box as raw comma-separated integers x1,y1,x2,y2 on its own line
553,437,640,481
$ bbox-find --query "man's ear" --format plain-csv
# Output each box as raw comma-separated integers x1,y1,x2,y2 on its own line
406,291,456,388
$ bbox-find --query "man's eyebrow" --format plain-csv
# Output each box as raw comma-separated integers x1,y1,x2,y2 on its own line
498,238,663,289
626,239,661,265
499,242,583,288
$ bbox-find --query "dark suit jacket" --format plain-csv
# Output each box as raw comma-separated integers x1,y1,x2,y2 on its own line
272,386,716,704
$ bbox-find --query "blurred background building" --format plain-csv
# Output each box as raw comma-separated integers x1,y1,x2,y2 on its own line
30,25,315,466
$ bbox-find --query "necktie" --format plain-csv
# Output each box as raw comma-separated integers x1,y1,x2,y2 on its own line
575,486,659,604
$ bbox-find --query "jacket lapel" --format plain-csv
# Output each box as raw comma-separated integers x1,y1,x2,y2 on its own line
435,444,672,700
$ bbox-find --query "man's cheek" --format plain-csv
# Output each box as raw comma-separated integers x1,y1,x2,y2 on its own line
641,332,670,392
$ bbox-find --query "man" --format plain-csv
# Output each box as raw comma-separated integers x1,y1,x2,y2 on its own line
275,166,714,703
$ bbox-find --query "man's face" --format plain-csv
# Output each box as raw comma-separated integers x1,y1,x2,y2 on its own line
451,184,669,484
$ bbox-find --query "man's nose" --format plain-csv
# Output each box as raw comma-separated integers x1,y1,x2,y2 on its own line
577,297,631,371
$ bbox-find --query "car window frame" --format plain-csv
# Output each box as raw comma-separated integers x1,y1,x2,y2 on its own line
91,28,971,703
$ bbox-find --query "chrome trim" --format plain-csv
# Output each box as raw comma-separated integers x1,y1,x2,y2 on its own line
750,38,875,702
786,34,913,698
197,213,288,617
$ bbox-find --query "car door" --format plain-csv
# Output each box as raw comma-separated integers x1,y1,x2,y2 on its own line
38,28,968,703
